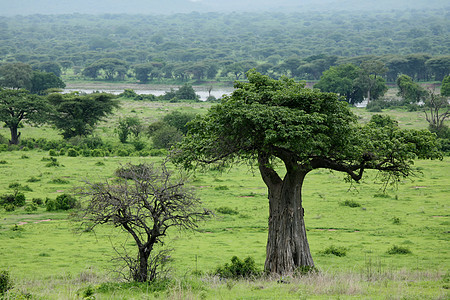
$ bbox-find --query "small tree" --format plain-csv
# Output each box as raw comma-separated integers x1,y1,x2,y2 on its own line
48,92,119,139
441,75,450,97
424,91,449,138
116,117,142,143
0,88,52,144
76,161,210,282
396,74,427,104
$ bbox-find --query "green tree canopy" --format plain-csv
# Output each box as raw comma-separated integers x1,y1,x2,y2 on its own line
0,88,52,144
441,75,450,97
0,63,33,90
396,74,427,104
48,92,119,139
174,70,441,275
30,71,66,95
314,63,364,105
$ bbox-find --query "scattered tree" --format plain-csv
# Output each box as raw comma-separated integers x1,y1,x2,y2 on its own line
314,64,364,105
30,71,66,95
355,60,388,103
173,70,441,275
76,162,210,282
48,92,119,139
441,75,450,97
0,63,33,90
424,91,449,138
396,74,427,104
0,88,52,144
116,116,143,143
162,110,196,135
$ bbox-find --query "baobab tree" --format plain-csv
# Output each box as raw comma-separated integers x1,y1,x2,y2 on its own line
173,70,441,275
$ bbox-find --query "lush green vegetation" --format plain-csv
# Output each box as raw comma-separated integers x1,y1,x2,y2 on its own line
0,9,448,84
0,99,448,298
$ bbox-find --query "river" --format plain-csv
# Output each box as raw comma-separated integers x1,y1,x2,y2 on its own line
63,87,234,101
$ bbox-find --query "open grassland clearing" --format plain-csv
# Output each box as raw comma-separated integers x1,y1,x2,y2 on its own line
0,102,448,298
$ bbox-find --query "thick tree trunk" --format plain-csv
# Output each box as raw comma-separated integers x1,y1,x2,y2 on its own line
263,168,314,274
9,126,20,145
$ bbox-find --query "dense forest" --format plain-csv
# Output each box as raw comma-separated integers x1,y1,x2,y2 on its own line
0,8,449,83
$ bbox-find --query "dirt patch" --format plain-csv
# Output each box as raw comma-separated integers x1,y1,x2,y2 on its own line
34,219,52,223
412,186,427,189
17,219,52,226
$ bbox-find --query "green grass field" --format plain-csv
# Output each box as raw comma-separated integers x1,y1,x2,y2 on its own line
0,101,448,299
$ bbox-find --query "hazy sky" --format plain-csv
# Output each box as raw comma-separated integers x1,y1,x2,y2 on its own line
0,0,448,15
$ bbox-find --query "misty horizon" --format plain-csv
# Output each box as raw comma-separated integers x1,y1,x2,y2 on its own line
1,0,449,16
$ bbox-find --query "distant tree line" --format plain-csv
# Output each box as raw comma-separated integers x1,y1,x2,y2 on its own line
0,10,448,82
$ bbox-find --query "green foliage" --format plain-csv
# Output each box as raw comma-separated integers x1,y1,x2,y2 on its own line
8,182,33,192
216,206,239,215
162,111,196,135
46,194,79,211
48,149,58,156
116,116,142,143
30,70,66,95
161,84,199,102
48,92,119,139
44,157,60,167
293,265,318,277
321,245,347,257
0,191,26,208
0,88,53,144
119,89,138,98
0,63,33,90
387,245,412,255
396,75,427,104
0,270,13,295
67,148,79,157
32,198,43,206
441,76,450,97
24,203,38,212
314,63,365,104
151,125,183,150
215,256,261,279
369,114,398,128
340,199,361,208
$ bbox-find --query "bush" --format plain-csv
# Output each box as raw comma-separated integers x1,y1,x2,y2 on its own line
91,149,104,157
81,149,92,157
341,199,361,207
25,203,38,212
116,149,129,157
215,256,261,279
46,194,79,211
67,148,78,157
132,139,146,151
321,245,347,257
48,149,58,156
32,198,44,206
4,204,15,212
0,191,26,207
8,182,33,191
0,270,13,295
387,245,412,255
27,176,41,183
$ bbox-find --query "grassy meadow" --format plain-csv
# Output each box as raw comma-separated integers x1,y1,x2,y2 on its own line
0,99,448,299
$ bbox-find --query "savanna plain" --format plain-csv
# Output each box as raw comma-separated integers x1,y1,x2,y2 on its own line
0,100,448,299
